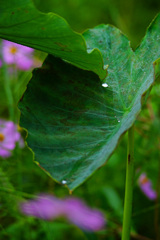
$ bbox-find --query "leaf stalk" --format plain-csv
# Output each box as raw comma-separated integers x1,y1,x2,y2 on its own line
122,125,134,240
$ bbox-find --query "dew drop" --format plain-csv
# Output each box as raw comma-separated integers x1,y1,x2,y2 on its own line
102,83,108,88
118,120,120,123
62,180,67,184
104,64,108,70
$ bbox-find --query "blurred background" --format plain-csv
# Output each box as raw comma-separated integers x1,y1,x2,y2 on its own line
1,0,160,239
34,0,160,49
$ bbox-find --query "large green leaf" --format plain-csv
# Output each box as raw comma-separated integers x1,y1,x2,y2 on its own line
19,14,160,190
0,0,106,79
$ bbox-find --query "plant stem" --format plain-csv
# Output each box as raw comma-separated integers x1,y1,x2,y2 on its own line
3,63,15,121
122,125,134,240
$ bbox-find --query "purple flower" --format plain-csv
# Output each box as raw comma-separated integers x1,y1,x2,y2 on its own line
63,198,106,231
2,40,34,70
0,119,24,158
20,194,106,232
138,173,157,200
20,195,64,220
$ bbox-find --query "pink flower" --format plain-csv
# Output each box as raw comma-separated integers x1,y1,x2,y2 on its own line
0,119,24,158
138,173,157,200
20,195,64,220
63,198,106,231
20,194,106,232
2,40,34,70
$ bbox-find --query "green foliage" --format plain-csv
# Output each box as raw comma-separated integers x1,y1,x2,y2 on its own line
32,0,160,49
19,14,160,190
0,0,106,79
1,1,160,239
1,220,85,240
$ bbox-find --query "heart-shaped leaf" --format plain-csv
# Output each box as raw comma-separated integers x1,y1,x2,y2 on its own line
0,0,106,79
19,14,160,190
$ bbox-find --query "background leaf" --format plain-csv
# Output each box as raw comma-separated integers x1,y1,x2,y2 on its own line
19,14,160,190
0,0,106,79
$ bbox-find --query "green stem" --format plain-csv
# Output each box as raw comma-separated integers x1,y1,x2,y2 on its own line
122,125,134,240
3,63,15,121
0,186,35,199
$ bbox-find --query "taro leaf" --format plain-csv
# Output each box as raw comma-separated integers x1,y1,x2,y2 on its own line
0,0,106,79
19,14,160,190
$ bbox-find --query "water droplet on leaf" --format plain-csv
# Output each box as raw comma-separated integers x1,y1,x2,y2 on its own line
104,64,108,70
62,180,67,184
102,83,108,88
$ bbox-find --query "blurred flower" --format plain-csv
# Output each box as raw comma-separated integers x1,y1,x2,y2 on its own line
20,194,106,232
2,40,34,71
20,194,64,221
0,119,24,158
0,59,2,68
138,173,157,200
63,198,106,231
